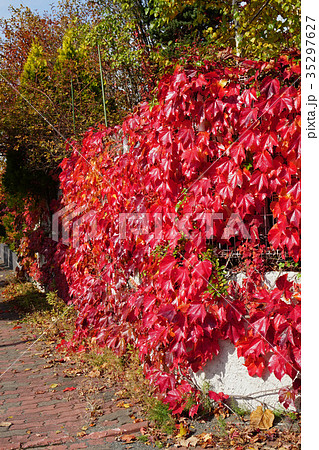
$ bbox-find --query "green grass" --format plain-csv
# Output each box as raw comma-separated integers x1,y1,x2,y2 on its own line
148,400,176,435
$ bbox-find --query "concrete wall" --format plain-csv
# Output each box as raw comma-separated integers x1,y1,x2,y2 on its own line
232,271,301,289
192,340,299,412
192,271,301,412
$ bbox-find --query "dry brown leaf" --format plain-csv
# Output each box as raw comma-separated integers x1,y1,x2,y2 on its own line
88,367,101,378
114,389,126,397
77,431,86,437
200,432,214,442
0,422,11,427
121,434,136,442
133,418,144,423
185,436,199,447
250,406,274,430
197,432,216,448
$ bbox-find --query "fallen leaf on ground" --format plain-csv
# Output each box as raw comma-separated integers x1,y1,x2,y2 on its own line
197,432,216,447
250,406,274,430
50,383,59,389
121,434,136,442
114,389,126,397
177,422,189,439
63,387,76,392
185,436,199,447
0,422,12,427
88,367,101,378
77,431,86,437
116,400,132,408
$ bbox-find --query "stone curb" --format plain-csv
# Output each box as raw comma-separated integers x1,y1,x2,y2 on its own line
84,420,149,440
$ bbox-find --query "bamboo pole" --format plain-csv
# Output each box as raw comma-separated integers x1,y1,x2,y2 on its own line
70,78,76,135
98,43,108,128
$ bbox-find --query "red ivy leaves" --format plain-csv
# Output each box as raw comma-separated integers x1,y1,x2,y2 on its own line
18,55,300,416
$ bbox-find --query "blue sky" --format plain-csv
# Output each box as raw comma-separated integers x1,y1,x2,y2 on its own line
0,1,55,20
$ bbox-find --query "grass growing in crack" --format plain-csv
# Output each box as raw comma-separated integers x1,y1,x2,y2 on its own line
273,408,299,423
147,400,175,435
228,399,250,418
216,415,227,436
137,435,149,443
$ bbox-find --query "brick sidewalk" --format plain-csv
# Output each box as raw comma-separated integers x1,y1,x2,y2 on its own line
0,268,149,449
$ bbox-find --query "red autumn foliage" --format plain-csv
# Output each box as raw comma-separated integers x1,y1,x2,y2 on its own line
16,54,301,413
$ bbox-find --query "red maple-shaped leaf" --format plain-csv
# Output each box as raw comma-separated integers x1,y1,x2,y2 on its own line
189,403,199,418
245,356,266,377
159,255,177,276
194,259,212,281
254,150,273,172
238,129,260,148
188,303,207,323
268,352,288,380
229,143,246,165
278,387,296,409
208,391,229,403
261,77,280,98
178,124,195,149
240,107,258,127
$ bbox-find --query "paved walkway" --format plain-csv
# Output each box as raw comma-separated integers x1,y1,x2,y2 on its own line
0,266,149,449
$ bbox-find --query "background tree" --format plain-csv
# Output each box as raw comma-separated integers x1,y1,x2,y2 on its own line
144,0,300,60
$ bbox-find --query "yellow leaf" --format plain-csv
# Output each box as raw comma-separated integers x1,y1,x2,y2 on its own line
219,79,228,88
177,422,189,439
250,406,274,430
50,383,59,389
77,431,86,437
